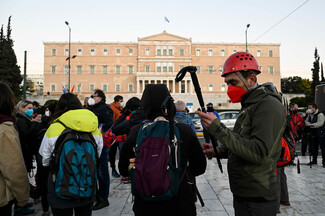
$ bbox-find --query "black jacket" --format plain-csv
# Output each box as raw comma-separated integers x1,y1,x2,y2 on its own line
16,112,44,172
112,109,146,136
118,122,206,216
90,101,113,132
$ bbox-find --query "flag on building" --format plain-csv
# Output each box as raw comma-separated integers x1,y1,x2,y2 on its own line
62,85,66,94
71,85,75,93
164,16,170,23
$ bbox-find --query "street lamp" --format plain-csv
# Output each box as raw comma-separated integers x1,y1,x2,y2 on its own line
65,21,71,92
245,24,250,52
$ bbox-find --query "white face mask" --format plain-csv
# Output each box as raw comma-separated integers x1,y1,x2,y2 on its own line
119,102,124,107
88,98,96,106
45,111,50,117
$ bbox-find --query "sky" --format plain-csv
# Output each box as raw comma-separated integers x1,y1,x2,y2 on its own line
0,0,324,80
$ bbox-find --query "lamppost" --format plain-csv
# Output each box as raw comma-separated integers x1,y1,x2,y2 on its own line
245,24,250,52
65,21,71,92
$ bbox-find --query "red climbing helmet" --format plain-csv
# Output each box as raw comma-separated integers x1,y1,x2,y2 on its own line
222,52,261,77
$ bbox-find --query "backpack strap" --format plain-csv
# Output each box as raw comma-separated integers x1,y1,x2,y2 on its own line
182,165,205,207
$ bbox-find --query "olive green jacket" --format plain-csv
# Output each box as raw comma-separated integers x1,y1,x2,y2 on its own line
208,83,286,201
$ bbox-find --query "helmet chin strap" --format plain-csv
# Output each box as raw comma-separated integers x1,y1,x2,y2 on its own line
235,72,257,91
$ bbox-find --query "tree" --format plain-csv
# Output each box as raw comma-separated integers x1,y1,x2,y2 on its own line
0,16,23,99
281,76,310,93
309,47,321,102
321,62,325,83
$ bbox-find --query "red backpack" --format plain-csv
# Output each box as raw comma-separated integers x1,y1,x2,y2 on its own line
277,115,297,167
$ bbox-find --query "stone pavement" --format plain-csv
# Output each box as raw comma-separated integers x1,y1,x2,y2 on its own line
29,156,325,216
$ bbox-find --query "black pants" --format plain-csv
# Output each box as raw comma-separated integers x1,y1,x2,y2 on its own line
233,196,278,216
52,203,92,216
276,167,289,209
35,157,50,212
108,142,119,169
0,200,14,216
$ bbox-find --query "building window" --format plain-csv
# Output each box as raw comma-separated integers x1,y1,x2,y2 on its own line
91,48,95,56
269,50,273,57
103,84,108,92
90,66,95,74
181,83,185,93
51,49,56,56
209,84,213,91
269,66,274,74
196,49,200,56
163,48,167,56
145,65,150,72
65,48,69,56
51,66,56,74
116,48,120,56
51,84,55,92
116,84,120,92
168,66,173,72
129,48,133,56
257,50,261,57
219,66,223,73
259,66,263,72
77,84,81,92
179,65,184,70
64,65,69,74
197,66,201,74
90,84,94,91
208,49,213,56
78,49,82,56
221,84,226,92
103,66,108,74
233,49,237,54
128,66,133,74
168,48,173,56
77,66,82,74
128,84,133,92
220,49,225,56
116,66,121,74
157,49,161,56
145,48,150,56
157,66,161,72
208,66,214,74
103,49,108,56
163,66,167,72
180,49,184,56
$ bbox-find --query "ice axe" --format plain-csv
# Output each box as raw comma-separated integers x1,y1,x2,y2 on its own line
175,66,223,173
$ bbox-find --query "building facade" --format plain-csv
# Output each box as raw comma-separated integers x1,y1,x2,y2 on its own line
43,31,280,110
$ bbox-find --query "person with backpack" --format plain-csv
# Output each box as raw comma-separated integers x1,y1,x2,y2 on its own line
87,89,113,210
197,52,286,216
112,97,145,184
0,82,30,216
118,84,207,216
39,93,103,216
174,100,195,132
305,102,325,167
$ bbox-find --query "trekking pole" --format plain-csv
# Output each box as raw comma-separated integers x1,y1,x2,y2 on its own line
176,66,223,173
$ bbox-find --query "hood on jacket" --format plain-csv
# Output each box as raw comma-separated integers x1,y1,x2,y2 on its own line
141,84,175,120
242,82,282,107
53,109,98,132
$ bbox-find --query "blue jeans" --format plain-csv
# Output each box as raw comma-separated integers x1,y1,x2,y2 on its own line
98,146,110,201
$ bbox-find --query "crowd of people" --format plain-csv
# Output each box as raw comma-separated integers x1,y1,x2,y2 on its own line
0,51,324,216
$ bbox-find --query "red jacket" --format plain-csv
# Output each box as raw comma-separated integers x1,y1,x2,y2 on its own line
290,112,305,132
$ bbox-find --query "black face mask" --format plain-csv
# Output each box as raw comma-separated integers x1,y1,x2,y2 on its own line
207,107,214,112
292,110,298,114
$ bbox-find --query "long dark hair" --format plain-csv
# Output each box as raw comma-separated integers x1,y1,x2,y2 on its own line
0,82,16,121
50,93,82,124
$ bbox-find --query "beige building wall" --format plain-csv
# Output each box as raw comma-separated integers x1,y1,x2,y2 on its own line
43,31,280,109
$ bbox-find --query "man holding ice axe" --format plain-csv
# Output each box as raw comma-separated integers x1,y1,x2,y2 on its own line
196,52,286,216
